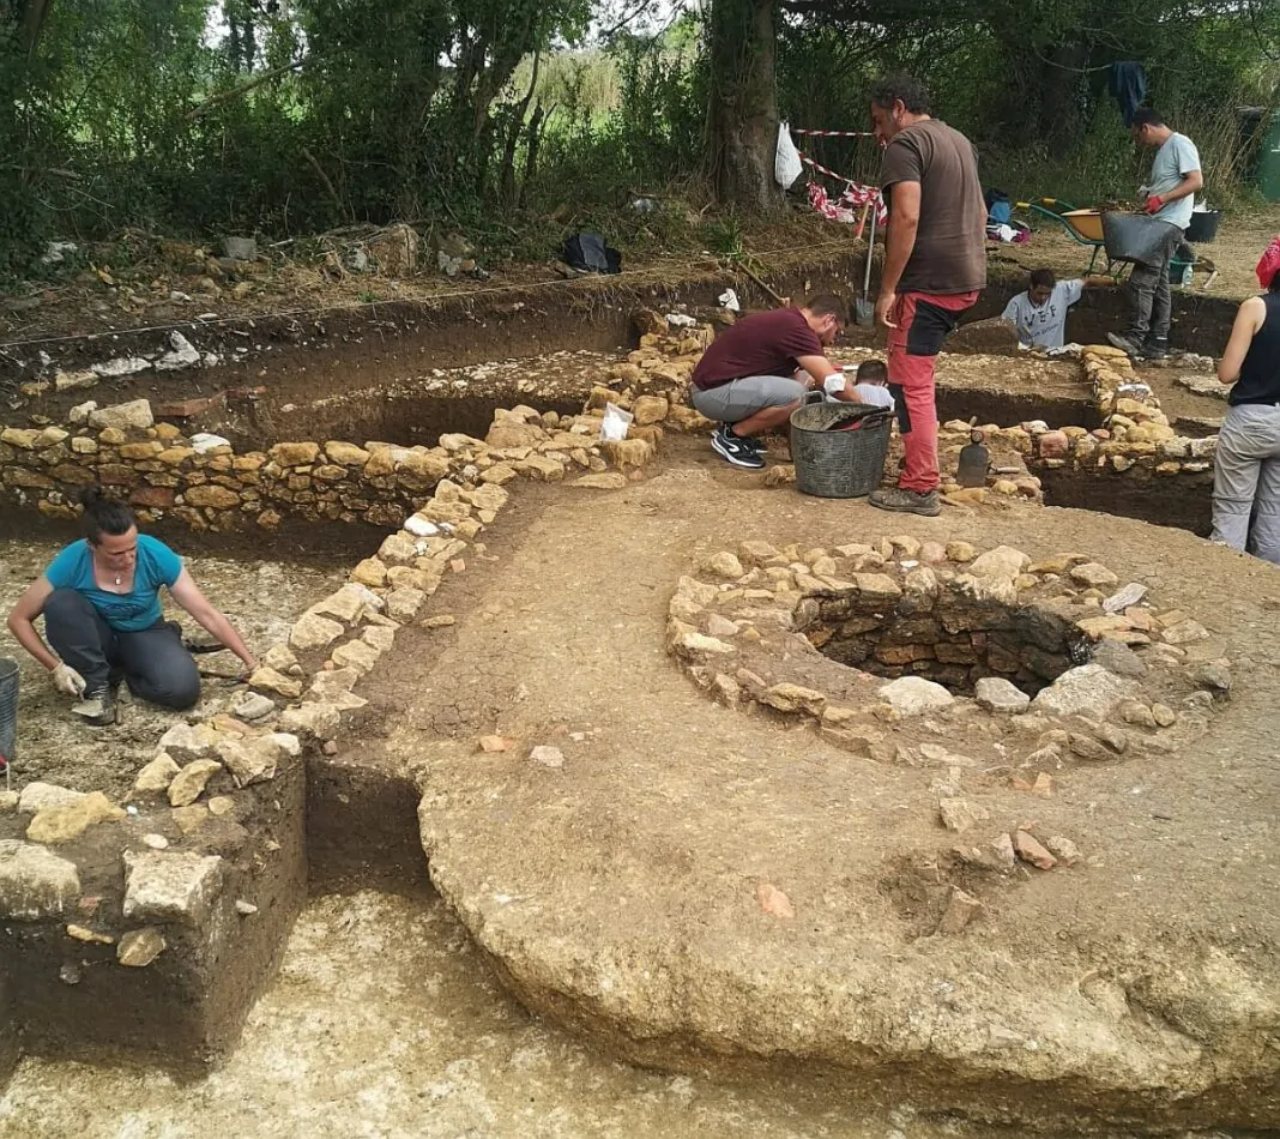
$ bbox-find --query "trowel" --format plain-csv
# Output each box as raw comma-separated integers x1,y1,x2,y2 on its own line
855,205,877,327
957,428,990,488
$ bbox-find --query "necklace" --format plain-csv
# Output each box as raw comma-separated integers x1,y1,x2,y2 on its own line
113,574,122,587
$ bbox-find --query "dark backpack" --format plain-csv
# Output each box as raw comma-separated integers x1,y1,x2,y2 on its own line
564,232,622,275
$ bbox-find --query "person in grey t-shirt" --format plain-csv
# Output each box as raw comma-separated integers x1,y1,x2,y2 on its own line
1001,268,1110,349
1108,108,1203,361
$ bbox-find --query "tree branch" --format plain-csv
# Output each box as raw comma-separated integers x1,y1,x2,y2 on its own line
184,60,306,120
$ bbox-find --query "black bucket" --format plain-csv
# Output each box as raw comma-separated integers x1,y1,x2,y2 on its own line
1102,212,1181,264
0,657,17,768
1185,211,1222,243
790,401,893,498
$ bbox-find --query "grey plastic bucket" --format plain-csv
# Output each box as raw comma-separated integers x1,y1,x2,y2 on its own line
0,657,17,766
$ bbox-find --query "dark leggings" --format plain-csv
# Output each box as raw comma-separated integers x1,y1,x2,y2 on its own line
43,589,201,710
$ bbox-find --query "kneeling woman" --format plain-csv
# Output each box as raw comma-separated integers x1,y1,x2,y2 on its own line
6,488,258,725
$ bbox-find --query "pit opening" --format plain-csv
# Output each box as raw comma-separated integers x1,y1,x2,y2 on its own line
807,586,1090,697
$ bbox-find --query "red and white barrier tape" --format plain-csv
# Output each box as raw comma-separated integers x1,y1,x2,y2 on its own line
798,152,888,224
791,128,876,138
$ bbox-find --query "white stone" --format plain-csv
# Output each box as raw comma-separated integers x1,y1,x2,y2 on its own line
190,432,231,454
154,330,201,371
88,398,153,431
17,782,85,813
530,745,565,768
0,840,81,919
1031,663,1137,721
90,356,150,379
123,851,224,927
878,676,955,716
403,514,440,538
975,677,1031,713
232,692,276,721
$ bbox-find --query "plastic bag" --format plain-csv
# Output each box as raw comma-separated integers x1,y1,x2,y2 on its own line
774,122,802,189
600,402,634,443
718,288,740,312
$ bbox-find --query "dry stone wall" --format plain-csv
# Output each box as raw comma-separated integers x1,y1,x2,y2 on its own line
1026,345,1218,480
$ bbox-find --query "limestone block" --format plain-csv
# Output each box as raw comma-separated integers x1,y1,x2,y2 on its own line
26,792,125,844
167,759,223,808
0,840,81,919
289,611,345,653
1031,664,1136,720
88,399,154,431
123,850,225,927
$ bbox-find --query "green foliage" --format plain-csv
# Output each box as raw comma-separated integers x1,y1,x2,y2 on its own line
0,0,1276,281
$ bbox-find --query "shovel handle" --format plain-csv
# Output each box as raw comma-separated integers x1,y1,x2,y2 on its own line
854,201,871,241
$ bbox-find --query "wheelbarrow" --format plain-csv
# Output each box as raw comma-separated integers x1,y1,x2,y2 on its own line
1015,198,1127,280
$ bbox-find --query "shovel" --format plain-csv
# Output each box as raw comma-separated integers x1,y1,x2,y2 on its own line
855,204,877,326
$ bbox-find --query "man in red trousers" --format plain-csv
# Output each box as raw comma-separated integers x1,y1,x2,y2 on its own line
870,75,987,516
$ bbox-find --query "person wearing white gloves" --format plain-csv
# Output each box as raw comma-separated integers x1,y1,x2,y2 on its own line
6,487,257,726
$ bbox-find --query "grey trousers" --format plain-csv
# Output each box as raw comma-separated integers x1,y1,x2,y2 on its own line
43,588,202,708
1124,221,1183,340
1211,403,1280,565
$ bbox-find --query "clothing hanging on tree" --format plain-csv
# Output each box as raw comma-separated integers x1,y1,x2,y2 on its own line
1107,62,1148,127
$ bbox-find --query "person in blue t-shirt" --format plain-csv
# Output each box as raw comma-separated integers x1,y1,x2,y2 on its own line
6,488,258,726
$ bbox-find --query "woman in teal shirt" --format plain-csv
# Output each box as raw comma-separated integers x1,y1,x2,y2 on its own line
7,488,258,725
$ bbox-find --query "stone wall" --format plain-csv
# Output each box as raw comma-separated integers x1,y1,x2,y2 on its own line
1026,345,1218,481
0,390,669,533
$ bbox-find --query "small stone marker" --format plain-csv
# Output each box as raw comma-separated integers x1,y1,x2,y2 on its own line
529,745,564,768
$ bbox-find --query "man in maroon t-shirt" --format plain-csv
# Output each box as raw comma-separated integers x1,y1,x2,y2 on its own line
870,75,987,516
691,295,847,469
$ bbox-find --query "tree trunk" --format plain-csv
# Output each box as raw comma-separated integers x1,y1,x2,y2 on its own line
707,0,782,214
1038,40,1088,159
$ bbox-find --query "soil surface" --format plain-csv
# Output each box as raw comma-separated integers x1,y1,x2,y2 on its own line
0,887,1258,1139
345,436,1280,1132
0,532,351,799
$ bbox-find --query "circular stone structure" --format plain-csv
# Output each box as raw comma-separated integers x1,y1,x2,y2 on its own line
407,469,1280,1135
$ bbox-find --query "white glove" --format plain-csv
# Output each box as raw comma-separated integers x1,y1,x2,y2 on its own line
823,372,846,396
51,663,87,698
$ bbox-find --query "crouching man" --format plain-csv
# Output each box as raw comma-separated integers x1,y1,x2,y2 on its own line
6,488,258,725
689,295,848,469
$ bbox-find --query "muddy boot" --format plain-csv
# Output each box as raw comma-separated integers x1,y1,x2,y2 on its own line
1106,331,1147,359
72,688,117,727
869,487,941,517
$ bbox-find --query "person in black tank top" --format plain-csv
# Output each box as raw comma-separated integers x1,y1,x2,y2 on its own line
1210,238,1280,563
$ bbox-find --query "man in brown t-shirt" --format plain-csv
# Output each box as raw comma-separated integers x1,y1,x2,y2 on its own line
869,75,987,516
690,295,848,469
